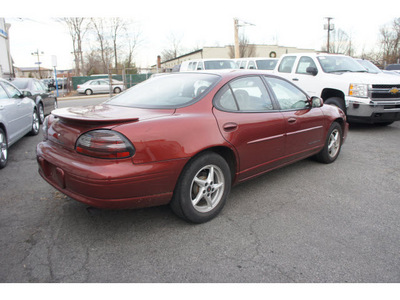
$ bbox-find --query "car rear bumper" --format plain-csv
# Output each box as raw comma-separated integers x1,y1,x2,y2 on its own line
36,141,188,209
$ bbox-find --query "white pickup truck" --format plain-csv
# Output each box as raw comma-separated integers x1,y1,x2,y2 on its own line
273,53,400,125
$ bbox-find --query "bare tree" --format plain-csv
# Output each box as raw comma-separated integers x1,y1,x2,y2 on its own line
379,18,400,64
91,18,112,73
58,18,88,76
161,33,184,61
229,34,256,58
321,28,355,56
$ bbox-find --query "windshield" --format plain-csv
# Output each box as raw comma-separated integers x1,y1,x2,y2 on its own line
11,80,29,89
256,59,278,70
204,60,236,70
105,73,220,108
356,60,381,74
317,56,367,73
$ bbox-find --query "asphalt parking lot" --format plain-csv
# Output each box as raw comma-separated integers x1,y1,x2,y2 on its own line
0,100,399,283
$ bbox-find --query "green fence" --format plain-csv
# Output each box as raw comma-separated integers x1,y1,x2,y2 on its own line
71,74,152,90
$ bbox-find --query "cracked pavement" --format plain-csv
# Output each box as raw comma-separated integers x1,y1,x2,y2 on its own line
1,98,400,282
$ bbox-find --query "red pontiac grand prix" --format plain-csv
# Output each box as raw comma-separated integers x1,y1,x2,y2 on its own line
37,70,348,223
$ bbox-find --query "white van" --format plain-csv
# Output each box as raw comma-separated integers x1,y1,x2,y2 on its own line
179,59,236,72
235,57,278,70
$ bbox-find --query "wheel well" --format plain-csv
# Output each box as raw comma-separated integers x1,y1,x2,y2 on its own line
0,123,6,137
191,146,237,184
333,118,346,133
321,88,345,101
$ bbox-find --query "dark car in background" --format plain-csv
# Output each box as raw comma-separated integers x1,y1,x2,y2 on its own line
385,64,400,74
10,78,58,124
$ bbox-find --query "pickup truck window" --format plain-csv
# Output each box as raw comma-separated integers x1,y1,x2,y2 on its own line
266,77,308,110
278,56,296,73
296,56,317,74
317,56,367,73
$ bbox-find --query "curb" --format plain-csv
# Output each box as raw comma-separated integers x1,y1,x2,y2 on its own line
57,94,110,101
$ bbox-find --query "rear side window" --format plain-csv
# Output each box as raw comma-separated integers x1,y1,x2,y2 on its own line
214,76,274,112
278,56,296,73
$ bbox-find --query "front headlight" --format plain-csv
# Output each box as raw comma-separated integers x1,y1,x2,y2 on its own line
349,83,368,98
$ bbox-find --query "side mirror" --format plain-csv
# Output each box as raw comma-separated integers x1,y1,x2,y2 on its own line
306,67,318,76
311,96,323,108
22,91,32,97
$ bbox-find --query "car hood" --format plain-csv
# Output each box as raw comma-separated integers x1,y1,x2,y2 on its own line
52,104,175,123
336,72,400,84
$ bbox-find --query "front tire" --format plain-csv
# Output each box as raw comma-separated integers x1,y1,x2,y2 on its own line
28,109,40,136
315,122,343,164
38,103,45,124
0,128,8,169
170,152,231,223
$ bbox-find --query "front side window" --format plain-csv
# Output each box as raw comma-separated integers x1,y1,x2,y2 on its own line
214,76,274,112
106,73,220,108
266,77,308,110
0,85,9,99
2,82,22,99
296,56,317,74
278,56,296,73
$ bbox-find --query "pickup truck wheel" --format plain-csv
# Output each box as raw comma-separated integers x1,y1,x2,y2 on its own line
0,128,8,169
324,97,346,113
170,152,231,223
315,122,342,164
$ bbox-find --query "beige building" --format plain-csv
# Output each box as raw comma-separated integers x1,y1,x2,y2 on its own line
154,44,316,72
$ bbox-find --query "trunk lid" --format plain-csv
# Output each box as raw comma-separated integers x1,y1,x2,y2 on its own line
48,104,175,150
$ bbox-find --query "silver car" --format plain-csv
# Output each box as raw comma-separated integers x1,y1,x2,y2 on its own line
76,79,124,95
0,78,40,169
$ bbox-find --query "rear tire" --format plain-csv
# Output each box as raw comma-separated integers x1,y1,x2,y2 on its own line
113,87,121,94
315,122,342,164
0,128,7,169
85,89,93,95
170,152,231,223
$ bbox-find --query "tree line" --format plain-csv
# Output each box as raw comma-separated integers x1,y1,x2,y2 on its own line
59,17,141,76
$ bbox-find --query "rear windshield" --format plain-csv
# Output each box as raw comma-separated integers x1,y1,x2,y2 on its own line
204,60,236,70
256,59,278,70
11,80,29,89
106,73,220,108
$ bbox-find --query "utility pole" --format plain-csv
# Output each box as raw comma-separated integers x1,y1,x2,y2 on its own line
324,17,334,53
234,18,240,59
233,18,255,59
31,49,44,79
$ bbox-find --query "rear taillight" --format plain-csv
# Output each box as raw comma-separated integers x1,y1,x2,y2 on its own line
77,85,81,89
76,130,135,159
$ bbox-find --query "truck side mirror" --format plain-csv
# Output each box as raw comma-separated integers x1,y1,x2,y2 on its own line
306,67,318,76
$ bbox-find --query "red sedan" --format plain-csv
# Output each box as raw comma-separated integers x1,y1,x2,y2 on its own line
37,70,348,223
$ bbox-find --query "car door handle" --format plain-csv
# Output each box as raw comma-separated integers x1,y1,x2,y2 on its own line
223,122,238,132
292,78,299,81
288,118,297,124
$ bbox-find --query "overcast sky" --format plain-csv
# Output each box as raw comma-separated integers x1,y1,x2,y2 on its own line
3,0,399,70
